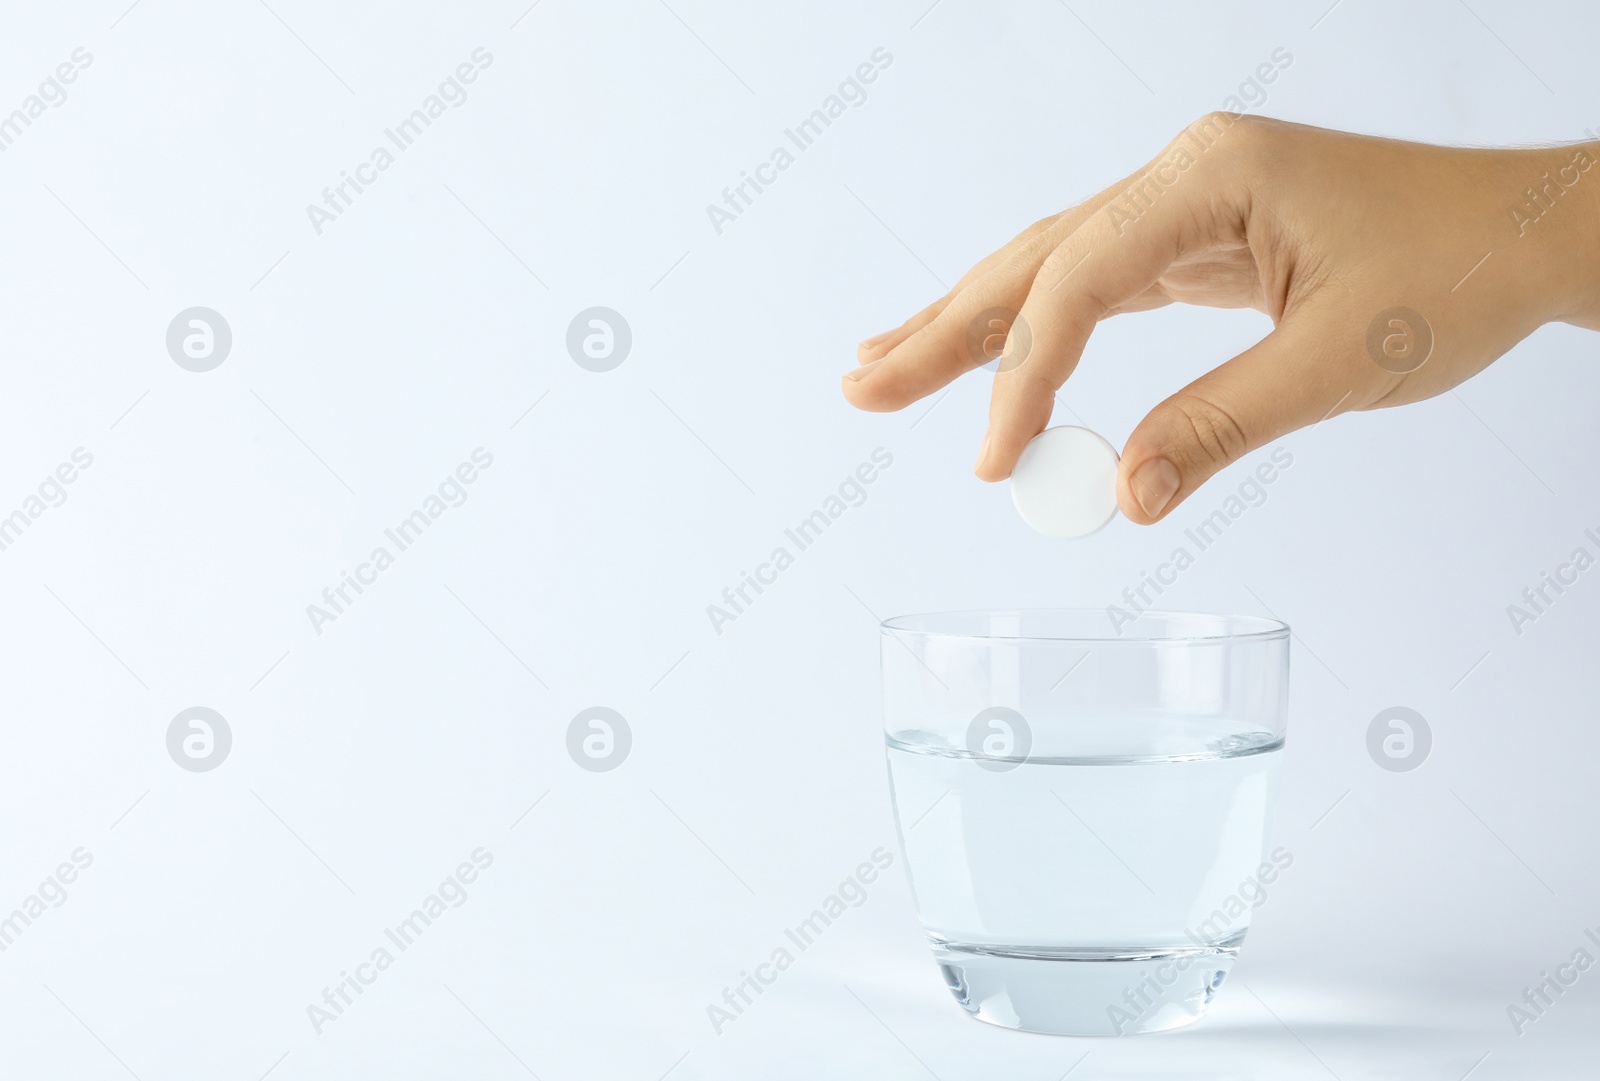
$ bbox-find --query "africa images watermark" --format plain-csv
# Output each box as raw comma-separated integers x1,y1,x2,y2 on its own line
566,706,631,773
0,447,95,555
1107,48,1293,237
0,848,94,954
1509,144,1595,238
0,47,92,153
1108,846,1294,1035
1367,707,1431,772
1106,447,1294,634
706,47,893,236
306,48,494,235
706,447,893,636
706,846,895,1035
307,846,494,1034
1506,921,1600,1036
1505,526,1600,637
168,706,233,773
305,448,495,635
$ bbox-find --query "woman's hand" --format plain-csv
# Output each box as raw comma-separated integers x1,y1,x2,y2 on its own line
842,115,1600,523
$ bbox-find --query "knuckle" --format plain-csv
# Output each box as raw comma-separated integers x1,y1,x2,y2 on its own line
1161,393,1250,468
1174,111,1264,168
927,301,971,345
913,296,949,325
1008,225,1067,275
1194,110,1244,133
1035,246,1073,286
1035,246,1103,312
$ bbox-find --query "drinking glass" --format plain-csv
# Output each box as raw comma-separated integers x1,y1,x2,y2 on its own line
880,609,1289,1036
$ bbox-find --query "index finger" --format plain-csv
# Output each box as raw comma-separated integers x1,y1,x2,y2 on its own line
842,165,1168,414
977,124,1244,479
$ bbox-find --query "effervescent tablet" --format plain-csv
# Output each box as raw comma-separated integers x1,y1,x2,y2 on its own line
1010,425,1121,539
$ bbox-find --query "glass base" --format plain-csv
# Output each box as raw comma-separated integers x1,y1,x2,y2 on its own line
931,937,1243,1036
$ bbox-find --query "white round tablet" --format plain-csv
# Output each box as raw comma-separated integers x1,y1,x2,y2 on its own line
1010,425,1121,539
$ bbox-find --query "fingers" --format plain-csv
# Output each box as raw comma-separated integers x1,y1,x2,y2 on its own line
842,245,1055,412
845,195,1137,412
1116,321,1352,523
846,115,1263,431
856,295,946,364
855,213,1064,365
976,174,1220,480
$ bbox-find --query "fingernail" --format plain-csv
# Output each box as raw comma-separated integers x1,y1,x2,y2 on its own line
860,328,897,348
1129,457,1181,519
843,358,883,382
975,431,992,473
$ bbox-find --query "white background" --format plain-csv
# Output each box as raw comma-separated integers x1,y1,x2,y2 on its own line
1,0,1597,1077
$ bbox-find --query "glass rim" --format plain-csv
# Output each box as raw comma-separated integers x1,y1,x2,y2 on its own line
880,608,1290,645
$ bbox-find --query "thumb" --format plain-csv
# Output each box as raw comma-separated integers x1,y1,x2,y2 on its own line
1117,324,1348,524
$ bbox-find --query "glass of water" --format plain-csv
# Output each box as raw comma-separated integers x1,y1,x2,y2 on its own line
881,609,1289,1036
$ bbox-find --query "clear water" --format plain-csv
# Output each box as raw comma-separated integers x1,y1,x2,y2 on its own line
886,721,1282,1035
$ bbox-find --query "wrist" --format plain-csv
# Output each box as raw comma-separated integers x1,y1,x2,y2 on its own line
1536,142,1600,329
